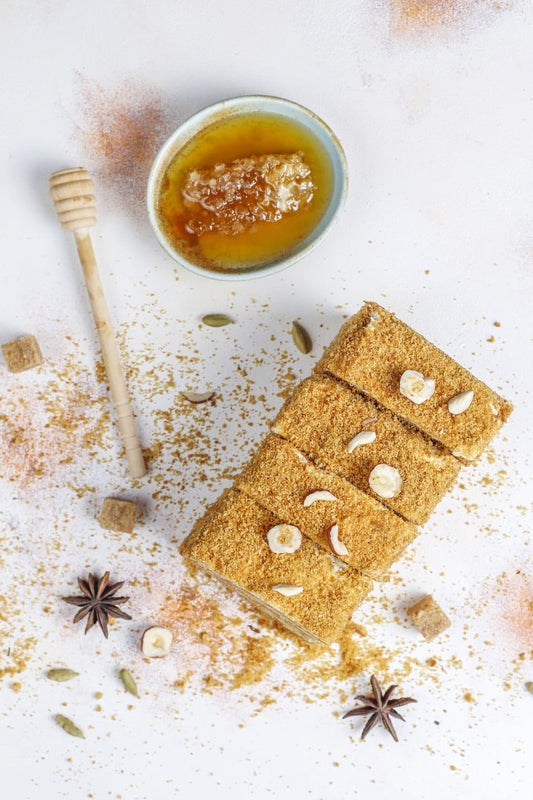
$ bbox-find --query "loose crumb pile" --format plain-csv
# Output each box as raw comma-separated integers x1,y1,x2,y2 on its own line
134,566,416,708
0,296,527,733
0,303,527,721
0,320,416,710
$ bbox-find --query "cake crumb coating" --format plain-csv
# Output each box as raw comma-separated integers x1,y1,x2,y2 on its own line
273,374,460,524
316,302,512,461
235,434,418,579
180,488,372,645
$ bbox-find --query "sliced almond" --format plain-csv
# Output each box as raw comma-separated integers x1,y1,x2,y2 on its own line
141,626,173,658
328,523,349,557
447,390,474,415
303,490,338,507
266,524,302,554
399,370,435,404
369,464,403,499
180,390,215,404
271,584,303,597
347,430,376,452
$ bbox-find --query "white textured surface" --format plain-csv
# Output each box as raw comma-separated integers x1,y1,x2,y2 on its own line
1,1,532,798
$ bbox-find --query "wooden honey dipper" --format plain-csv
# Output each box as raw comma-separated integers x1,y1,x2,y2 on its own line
49,167,146,479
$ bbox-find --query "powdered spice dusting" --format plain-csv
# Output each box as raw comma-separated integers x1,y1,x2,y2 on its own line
73,73,175,218
498,570,533,650
389,0,512,40
0,351,111,486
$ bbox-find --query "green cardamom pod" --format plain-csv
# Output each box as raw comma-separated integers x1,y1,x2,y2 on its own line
291,321,312,354
55,714,85,738
526,682,533,695
119,668,139,698
202,314,233,327
47,668,79,682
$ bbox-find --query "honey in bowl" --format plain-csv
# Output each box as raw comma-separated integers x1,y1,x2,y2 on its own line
155,112,335,274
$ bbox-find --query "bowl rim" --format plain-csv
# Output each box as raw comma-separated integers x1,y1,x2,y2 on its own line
146,94,348,281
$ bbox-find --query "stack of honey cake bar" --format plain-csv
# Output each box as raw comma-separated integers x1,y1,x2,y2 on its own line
180,301,512,644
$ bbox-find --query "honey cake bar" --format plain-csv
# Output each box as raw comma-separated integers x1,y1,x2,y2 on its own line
180,488,372,645
234,434,418,579
316,302,512,461
272,375,460,525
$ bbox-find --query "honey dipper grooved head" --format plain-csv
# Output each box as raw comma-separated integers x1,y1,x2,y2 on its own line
49,167,97,231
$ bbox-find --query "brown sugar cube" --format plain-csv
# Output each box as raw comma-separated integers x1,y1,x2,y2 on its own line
272,375,461,525
316,302,512,461
407,594,451,640
2,334,44,373
234,434,418,579
180,488,372,645
99,497,137,533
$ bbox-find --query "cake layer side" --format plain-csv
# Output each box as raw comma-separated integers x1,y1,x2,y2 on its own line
272,375,460,524
234,433,418,578
315,302,512,461
179,488,372,645
183,560,328,644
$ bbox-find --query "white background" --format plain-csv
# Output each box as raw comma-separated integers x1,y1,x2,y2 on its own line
1,1,532,798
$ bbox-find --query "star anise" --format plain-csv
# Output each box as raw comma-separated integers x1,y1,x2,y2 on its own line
62,571,132,638
343,674,417,742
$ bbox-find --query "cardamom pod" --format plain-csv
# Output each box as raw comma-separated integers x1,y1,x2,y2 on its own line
526,682,533,695
291,321,312,354
47,668,79,682
119,668,139,698
202,314,233,327
55,713,85,738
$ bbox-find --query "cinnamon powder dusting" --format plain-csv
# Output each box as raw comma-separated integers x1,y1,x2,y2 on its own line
73,74,175,217
389,0,512,39
499,570,533,650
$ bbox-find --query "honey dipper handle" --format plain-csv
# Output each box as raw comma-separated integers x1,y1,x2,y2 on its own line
74,231,146,479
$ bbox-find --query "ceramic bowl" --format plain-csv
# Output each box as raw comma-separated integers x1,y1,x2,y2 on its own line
147,95,348,281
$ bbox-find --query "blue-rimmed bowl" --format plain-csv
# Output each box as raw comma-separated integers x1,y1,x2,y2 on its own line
147,95,348,281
